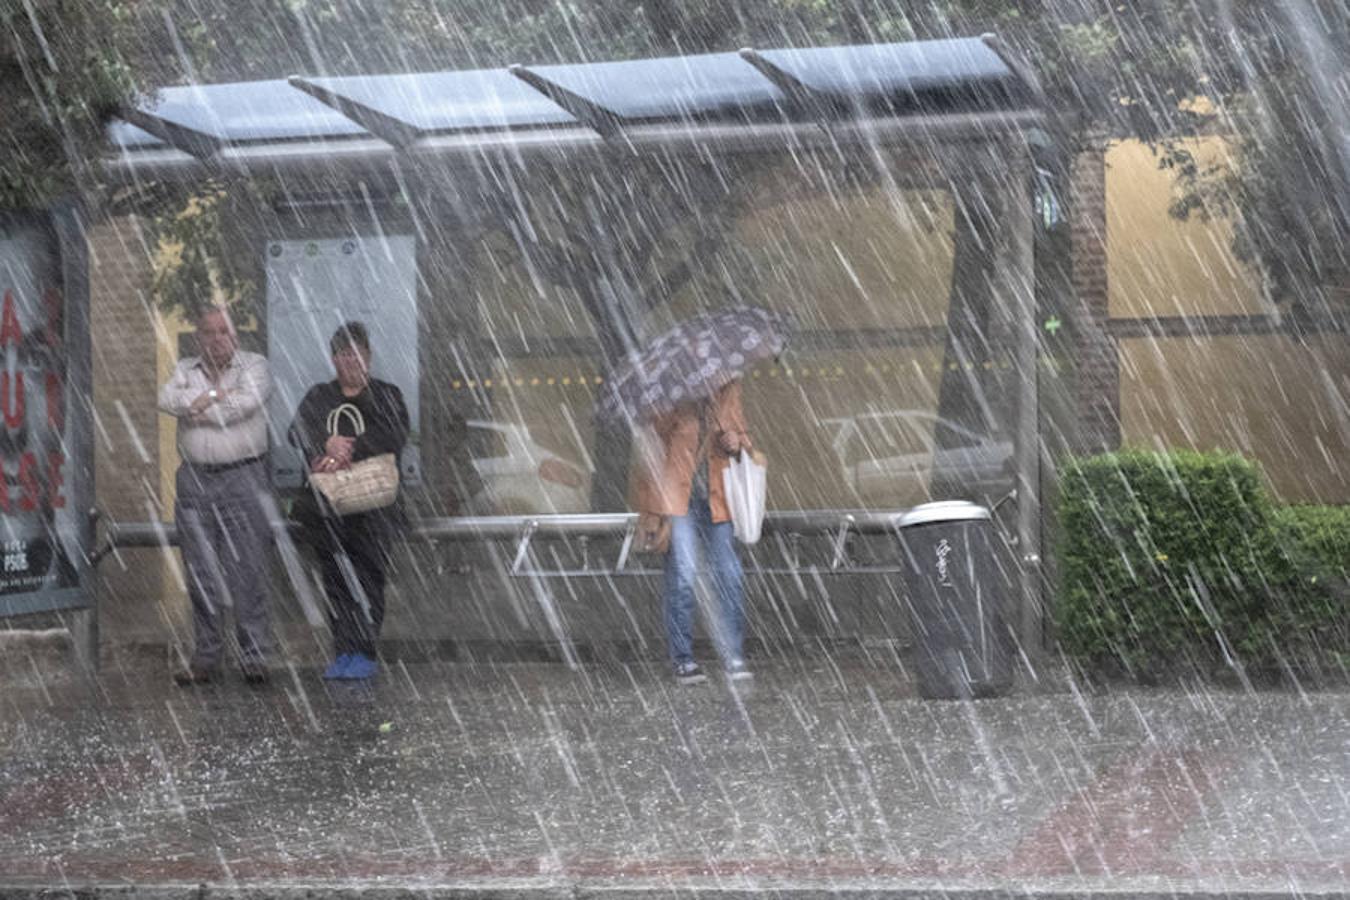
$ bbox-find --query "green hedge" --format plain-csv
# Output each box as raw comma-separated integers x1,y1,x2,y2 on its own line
1272,504,1350,579
1267,504,1350,661
1055,448,1348,678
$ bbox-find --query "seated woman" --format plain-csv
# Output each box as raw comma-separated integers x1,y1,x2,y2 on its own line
289,321,409,680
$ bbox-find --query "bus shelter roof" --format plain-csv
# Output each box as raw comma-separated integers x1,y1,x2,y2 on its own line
108,35,1044,182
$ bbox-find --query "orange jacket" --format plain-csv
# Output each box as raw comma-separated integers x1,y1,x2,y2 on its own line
633,381,750,523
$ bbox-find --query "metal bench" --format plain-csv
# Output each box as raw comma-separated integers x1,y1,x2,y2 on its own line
91,509,925,577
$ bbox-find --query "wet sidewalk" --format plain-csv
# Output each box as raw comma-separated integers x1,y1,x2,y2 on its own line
1,650,1347,897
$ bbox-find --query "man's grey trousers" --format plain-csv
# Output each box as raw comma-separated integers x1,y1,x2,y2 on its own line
174,458,272,668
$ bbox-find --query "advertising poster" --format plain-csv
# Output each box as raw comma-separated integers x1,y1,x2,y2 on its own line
0,216,85,616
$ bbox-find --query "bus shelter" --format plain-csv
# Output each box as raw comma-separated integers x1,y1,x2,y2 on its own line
92,35,1050,670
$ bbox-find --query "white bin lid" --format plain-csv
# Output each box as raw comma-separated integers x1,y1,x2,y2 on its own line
894,500,992,528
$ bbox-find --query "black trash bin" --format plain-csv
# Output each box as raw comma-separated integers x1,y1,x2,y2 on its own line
895,500,1013,699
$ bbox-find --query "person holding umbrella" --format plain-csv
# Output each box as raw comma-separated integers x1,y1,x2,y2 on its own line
604,306,788,685
636,382,754,684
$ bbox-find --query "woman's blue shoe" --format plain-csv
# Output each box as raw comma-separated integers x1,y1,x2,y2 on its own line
323,654,353,680
344,653,378,680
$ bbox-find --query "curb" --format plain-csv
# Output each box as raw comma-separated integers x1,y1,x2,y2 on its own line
2,882,1348,900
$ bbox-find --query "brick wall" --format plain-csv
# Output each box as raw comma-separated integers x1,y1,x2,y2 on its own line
87,215,179,645
1069,144,1122,452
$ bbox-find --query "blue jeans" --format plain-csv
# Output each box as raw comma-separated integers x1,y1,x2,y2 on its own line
663,485,745,666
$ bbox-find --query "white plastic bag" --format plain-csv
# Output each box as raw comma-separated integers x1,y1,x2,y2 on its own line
722,449,767,544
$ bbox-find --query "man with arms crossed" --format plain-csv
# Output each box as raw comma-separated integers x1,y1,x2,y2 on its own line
158,306,274,685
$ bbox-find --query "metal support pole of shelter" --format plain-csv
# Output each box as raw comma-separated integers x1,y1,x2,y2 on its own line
1004,160,1044,671
61,204,96,677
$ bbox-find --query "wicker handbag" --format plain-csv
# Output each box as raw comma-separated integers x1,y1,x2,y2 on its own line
308,403,400,516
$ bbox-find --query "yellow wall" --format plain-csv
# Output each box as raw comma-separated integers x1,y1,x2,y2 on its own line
157,311,190,519
1107,138,1266,319
1120,334,1350,503
1109,138,1350,503
707,168,955,332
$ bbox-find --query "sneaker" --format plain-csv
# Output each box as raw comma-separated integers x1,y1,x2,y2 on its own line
673,661,707,685
725,659,754,682
343,653,379,680
323,654,353,680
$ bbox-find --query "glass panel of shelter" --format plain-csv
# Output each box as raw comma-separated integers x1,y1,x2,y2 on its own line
419,148,1017,538
260,147,1021,575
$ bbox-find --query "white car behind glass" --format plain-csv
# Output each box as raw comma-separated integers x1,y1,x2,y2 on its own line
823,410,1013,506
466,420,590,515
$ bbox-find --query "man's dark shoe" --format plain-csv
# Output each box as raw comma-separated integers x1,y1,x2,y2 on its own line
240,663,269,685
173,665,215,686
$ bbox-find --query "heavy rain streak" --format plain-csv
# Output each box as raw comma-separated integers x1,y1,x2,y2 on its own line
0,1,1346,896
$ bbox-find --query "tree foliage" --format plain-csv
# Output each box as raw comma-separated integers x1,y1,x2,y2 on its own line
0,0,1345,308
0,0,140,208
148,181,267,321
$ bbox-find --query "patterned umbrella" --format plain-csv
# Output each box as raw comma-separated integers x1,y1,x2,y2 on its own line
598,305,791,424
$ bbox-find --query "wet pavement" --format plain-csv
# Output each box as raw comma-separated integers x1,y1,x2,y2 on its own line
1,649,1348,897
